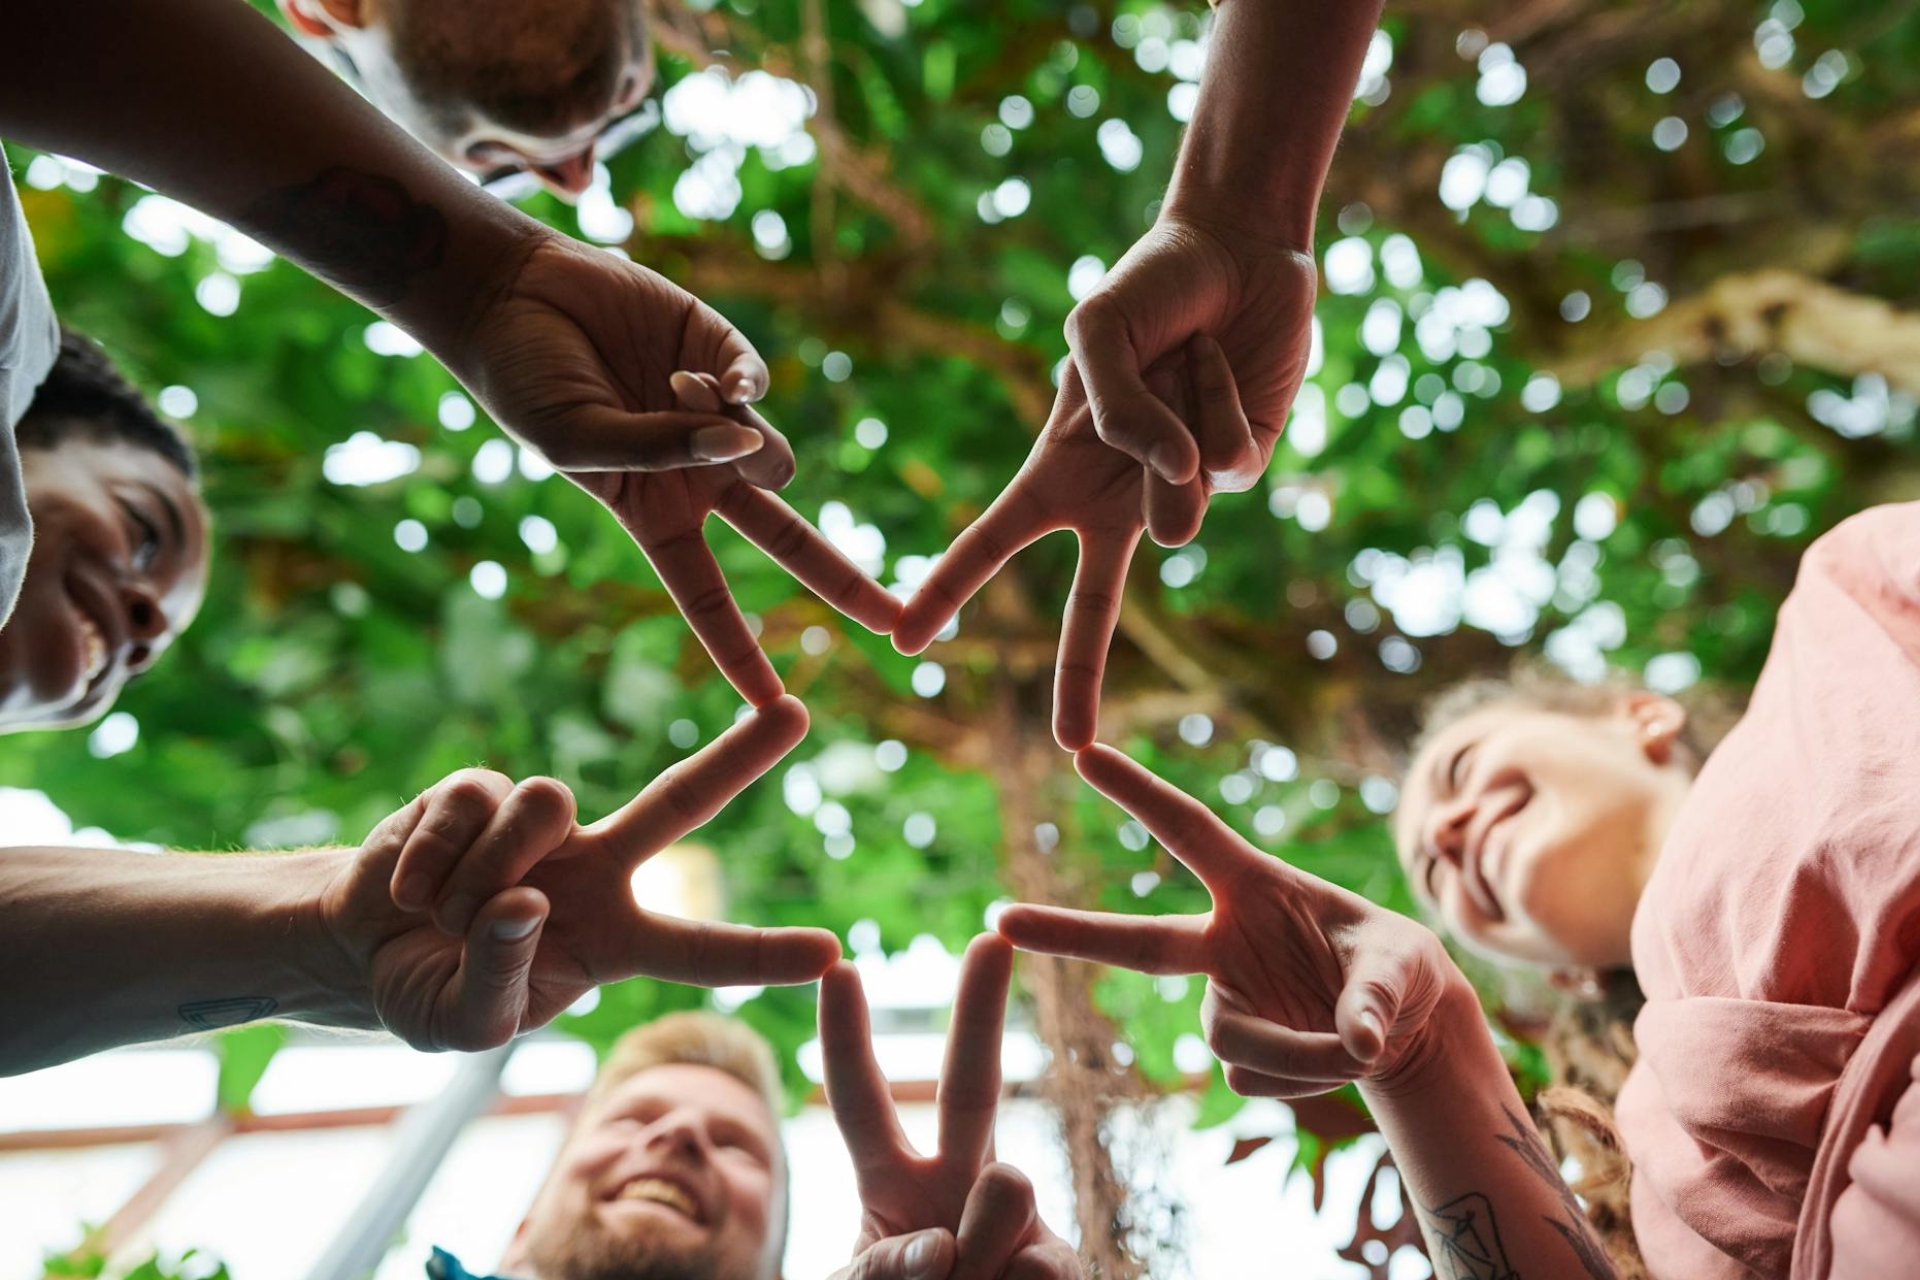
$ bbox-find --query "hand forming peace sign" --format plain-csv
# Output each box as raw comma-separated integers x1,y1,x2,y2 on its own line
311,696,841,1053
820,934,1082,1280
894,347,1243,753
567,371,901,707
999,747,1461,1100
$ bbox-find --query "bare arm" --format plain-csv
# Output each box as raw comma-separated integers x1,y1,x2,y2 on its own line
0,844,350,1076
0,0,788,480
1166,0,1387,246
999,748,1614,1279
1,700,840,1077
0,0,522,353
1363,987,1616,1280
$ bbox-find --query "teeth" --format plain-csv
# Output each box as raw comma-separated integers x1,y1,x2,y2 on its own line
76,614,107,680
617,1178,698,1220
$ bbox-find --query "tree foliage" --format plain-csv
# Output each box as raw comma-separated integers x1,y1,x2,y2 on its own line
9,0,1920,1270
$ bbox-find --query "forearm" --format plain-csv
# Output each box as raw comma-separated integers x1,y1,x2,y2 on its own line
1361,983,1617,1280
0,844,366,1076
0,0,531,354
1165,0,1385,247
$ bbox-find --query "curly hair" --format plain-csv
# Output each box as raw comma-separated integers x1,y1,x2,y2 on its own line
16,327,196,479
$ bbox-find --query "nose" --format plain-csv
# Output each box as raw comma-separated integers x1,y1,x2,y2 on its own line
1426,794,1475,870
533,145,597,200
643,1108,707,1160
121,585,171,673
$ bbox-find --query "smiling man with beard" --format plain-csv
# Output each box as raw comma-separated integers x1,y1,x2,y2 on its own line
476,1013,793,1280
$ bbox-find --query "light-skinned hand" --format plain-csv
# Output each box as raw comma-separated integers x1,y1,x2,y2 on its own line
312,696,842,1052
569,371,901,706
821,934,1083,1280
998,746,1462,1100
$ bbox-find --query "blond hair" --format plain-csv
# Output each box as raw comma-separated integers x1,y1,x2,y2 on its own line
584,1010,786,1124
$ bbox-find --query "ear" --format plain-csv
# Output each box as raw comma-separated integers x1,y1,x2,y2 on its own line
1548,967,1606,1002
278,0,369,37
1624,692,1687,765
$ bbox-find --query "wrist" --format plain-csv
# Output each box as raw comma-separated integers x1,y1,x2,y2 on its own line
270,847,378,1032
1361,973,1494,1103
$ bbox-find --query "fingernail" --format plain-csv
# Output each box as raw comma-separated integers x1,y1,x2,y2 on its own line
492,914,540,941
727,373,757,403
438,894,477,932
395,872,431,909
904,1231,942,1280
1149,441,1186,480
1360,1010,1385,1044
692,425,762,462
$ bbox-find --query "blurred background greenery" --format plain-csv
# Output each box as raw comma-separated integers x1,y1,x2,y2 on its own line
7,0,1919,1272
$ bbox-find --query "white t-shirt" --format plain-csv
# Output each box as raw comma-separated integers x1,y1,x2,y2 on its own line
0,152,61,630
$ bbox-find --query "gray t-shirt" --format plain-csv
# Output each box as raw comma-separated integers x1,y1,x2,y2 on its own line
0,151,60,629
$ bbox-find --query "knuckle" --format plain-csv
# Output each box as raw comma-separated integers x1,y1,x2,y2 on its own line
980,1161,1035,1202
1065,585,1120,619
515,776,577,825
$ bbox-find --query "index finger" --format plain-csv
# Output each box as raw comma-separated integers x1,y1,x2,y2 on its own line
639,521,785,706
619,914,843,987
715,484,901,635
584,695,810,860
996,903,1208,976
820,960,917,1175
937,935,1013,1173
895,481,1051,655
1073,745,1252,892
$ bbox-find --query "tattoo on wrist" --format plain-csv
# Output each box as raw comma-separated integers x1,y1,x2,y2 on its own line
244,168,448,308
178,996,279,1031
1418,1105,1614,1280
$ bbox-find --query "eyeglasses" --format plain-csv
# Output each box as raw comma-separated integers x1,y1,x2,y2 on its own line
475,99,662,199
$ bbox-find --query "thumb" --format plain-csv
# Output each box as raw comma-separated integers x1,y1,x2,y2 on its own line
839,1229,956,1280
1333,939,1420,1064
444,887,548,1051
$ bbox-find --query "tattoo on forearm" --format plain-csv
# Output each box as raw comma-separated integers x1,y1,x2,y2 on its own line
1426,1192,1518,1280
1418,1105,1615,1280
178,996,278,1031
1494,1103,1615,1280
244,168,447,308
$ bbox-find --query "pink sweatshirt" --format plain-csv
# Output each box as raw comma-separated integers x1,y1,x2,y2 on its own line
1618,502,1920,1280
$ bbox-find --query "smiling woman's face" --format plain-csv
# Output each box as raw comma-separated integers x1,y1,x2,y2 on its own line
1394,692,1693,971
0,439,208,732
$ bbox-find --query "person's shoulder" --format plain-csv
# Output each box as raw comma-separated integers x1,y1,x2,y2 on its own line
1803,500,1920,568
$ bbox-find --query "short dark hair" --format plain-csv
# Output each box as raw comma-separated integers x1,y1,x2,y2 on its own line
16,328,197,480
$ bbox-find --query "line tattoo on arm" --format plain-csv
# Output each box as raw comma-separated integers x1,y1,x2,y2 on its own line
1419,1104,1617,1280
1494,1102,1615,1280
244,168,448,308
178,996,278,1031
